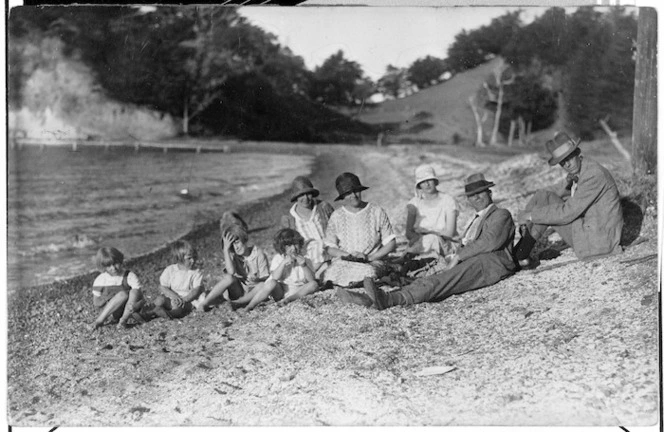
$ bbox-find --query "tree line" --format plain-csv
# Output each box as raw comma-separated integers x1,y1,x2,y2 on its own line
9,6,637,142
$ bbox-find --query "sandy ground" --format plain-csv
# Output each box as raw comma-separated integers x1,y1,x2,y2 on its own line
6,142,659,427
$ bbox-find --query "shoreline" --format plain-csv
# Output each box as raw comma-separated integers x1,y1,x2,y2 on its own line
14,142,363,295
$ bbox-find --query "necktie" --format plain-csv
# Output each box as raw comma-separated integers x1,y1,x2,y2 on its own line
463,214,480,245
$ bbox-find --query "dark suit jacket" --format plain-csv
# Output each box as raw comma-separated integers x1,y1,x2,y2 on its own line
531,158,623,260
457,204,516,273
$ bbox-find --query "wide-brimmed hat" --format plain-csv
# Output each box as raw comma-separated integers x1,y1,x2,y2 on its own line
334,172,369,201
290,176,320,202
414,164,439,188
463,173,495,196
546,132,581,166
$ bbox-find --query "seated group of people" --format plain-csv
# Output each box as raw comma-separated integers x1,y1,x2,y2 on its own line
90,131,625,329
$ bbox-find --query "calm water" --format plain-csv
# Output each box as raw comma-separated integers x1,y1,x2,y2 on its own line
7,145,314,289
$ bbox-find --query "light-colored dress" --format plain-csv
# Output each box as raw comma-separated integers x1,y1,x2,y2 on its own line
287,200,334,269
159,264,205,307
323,202,396,286
268,253,314,298
406,192,459,258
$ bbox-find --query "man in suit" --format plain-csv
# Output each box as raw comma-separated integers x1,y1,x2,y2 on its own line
356,172,517,310
514,132,623,267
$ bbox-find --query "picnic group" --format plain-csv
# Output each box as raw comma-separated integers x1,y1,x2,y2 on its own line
90,132,624,330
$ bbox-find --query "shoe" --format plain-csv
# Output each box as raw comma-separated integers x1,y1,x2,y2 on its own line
518,258,536,270
335,287,373,307
362,277,388,311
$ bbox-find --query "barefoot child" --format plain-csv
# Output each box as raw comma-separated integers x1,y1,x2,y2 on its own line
197,212,269,311
232,228,319,312
91,247,145,329
152,240,205,319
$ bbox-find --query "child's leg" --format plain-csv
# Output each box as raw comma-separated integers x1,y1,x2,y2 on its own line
151,295,173,319
199,274,241,309
118,289,144,326
95,291,129,328
279,281,319,306
244,280,282,311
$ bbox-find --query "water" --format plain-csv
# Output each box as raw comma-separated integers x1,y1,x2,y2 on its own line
7,145,314,289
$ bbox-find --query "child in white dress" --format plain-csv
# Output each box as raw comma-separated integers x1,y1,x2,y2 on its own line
152,240,205,319
90,247,146,330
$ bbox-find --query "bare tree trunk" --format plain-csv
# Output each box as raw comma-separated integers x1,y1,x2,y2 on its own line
599,118,631,163
487,61,515,146
632,7,657,176
526,121,532,145
518,117,525,146
183,98,190,136
508,120,516,147
468,95,485,147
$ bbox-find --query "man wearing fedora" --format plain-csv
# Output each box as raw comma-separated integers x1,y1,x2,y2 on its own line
357,173,517,310
514,131,623,266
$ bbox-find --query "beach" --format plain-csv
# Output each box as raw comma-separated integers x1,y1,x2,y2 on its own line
7,142,659,426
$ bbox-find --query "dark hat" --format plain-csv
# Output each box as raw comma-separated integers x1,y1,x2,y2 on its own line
546,132,581,166
334,172,369,201
219,211,248,243
463,173,495,196
290,176,320,202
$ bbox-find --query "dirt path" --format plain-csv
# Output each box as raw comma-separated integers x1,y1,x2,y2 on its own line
7,143,659,427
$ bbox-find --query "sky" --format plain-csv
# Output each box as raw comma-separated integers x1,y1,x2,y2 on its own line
239,6,550,80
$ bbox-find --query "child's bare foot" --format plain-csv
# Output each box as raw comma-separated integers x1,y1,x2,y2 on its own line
117,319,129,329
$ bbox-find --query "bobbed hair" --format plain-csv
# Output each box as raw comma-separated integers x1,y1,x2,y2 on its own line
171,240,197,263
95,247,124,269
273,228,305,255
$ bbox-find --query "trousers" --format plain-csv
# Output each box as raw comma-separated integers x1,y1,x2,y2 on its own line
387,252,515,306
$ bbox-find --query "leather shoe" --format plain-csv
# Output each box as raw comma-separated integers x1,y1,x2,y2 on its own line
335,287,373,307
363,277,388,310
518,257,536,270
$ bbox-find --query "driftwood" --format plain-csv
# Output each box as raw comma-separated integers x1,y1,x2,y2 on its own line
599,117,631,163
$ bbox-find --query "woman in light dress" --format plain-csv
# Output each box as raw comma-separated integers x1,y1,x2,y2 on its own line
405,164,459,260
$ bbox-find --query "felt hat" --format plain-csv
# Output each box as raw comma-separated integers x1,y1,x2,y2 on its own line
290,176,320,202
414,164,439,188
546,132,581,166
334,172,369,201
219,211,248,243
463,173,495,196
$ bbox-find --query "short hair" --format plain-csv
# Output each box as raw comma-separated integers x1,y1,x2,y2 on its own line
273,228,305,255
171,240,197,263
95,247,124,269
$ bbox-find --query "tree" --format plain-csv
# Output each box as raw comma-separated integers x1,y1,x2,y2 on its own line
309,50,365,106
408,56,447,89
632,7,657,178
377,65,409,98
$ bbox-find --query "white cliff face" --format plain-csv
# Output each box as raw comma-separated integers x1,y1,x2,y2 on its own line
9,36,181,142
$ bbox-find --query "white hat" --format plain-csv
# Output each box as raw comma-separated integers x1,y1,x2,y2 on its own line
414,164,439,188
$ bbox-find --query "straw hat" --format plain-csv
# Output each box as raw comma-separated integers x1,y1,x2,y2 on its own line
414,164,439,188
546,132,581,166
290,176,320,202
334,172,369,201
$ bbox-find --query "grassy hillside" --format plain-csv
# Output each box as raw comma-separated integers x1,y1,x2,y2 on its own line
355,58,506,145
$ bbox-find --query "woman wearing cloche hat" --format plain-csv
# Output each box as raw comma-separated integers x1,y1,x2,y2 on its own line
404,164,460,259
280,176,335,274
321,172,397,287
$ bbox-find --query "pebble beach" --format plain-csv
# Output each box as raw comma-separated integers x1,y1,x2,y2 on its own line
7,142,659,427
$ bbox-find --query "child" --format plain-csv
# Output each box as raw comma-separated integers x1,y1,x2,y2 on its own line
152,240,205,319
232,228,319,312
90,247,145,330
197,212,269,311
